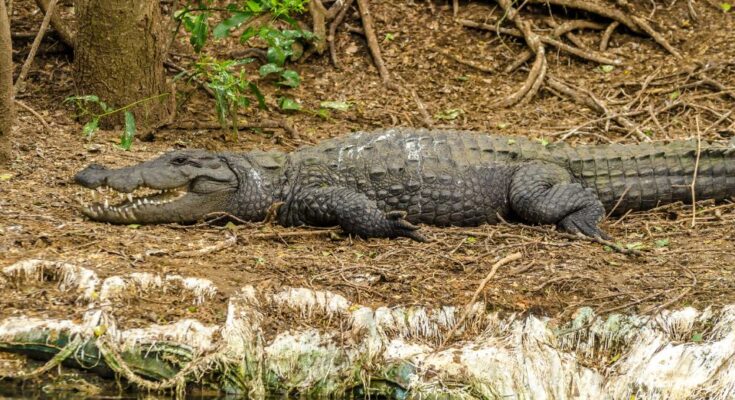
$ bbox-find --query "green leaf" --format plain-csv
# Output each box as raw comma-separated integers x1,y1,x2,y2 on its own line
267,45,287,66
498,122,509,129
691,332,703,342
214,12,251,39
434,108,464,120
240,26,258,43
127,224,141,229
190,13,209,53
654,238,670,248
259,63,284,77
278,96,301,111
465,236,477,245
721,2,732,12
225,221,238,230
669,90,681,101
319,100,352,111
246,0,264,13
120,111,136,151
626,242,645,250
535,137,550,147
0,173,13,181
83,118,99,138
385,32,395,41
278,70,301,87
248,82,267,109
600,65,615,73
507,138,516,144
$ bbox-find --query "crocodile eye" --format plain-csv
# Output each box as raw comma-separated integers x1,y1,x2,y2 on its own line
171,156,188,165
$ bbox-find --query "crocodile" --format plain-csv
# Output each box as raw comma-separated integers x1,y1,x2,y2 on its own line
74,128,735,241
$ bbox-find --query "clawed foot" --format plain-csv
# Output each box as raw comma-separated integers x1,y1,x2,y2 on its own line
386,211,427,242
558,212,612,240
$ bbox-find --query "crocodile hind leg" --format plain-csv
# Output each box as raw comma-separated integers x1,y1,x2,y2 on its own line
509,162,610,239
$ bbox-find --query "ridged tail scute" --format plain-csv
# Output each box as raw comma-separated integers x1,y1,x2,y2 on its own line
551,139,735,214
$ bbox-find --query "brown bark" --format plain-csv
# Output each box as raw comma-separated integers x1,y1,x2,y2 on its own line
74,0,170,128
0,0,14,165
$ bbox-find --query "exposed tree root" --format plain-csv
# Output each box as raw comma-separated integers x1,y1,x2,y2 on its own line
492,0,547,107
525,0,641,34
355,0,396,89
459,19,622,66
457,0,686,107
329,0,355,69
599,21,619,51
34,0,74,48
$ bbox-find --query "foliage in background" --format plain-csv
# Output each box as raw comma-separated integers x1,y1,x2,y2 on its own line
175,0,314,135
65,94,168,150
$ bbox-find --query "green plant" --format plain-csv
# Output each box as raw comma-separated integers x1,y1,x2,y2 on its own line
188,57,265,139
65,93,169,150
175,0,314,138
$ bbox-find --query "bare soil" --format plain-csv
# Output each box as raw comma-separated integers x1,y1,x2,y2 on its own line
1,0,734,332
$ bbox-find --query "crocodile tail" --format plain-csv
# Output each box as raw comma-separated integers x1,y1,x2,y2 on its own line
549,140,735,214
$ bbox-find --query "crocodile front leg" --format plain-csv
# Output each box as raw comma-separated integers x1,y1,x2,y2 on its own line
279,186,427,241
510,162,610,239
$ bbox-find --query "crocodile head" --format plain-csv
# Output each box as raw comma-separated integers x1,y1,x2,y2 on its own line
74,150,240,224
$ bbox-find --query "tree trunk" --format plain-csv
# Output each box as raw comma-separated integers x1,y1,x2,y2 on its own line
74,0,170,128
0,0,14,165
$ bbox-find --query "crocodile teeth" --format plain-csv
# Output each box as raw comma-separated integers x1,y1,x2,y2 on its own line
127,193,133,202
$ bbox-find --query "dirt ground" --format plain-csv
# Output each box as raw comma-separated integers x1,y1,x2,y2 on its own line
1,0,734,331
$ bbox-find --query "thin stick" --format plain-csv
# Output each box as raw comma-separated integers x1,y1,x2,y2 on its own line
174,233,237,258
630,15,682,59
439,49,494,73
14,99,50,131
691,116,702,227
410,89,433,128
14,0,58,92
355,0,395,88
440,252,522,347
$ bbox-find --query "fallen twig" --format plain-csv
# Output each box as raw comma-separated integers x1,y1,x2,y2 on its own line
410,89,433,128
14,99,50,132
629,14,682,59
174,233,237,258
440,252,523,347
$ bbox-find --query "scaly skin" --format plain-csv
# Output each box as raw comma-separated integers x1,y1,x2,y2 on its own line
74,128,735,241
